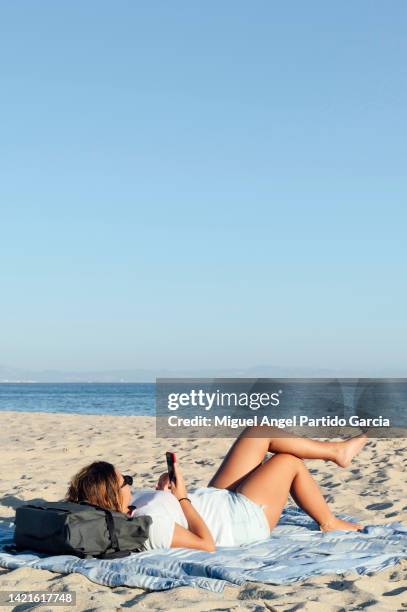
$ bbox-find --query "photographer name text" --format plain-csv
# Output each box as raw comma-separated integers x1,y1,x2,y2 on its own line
166,415,390,428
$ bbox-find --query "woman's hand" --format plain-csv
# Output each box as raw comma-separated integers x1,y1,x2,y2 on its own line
155,472,170,491
169,463,188,500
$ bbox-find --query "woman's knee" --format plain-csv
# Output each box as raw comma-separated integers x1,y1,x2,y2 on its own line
270,453,304,470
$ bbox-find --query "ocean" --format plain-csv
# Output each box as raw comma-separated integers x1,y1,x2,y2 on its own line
0,383,155,416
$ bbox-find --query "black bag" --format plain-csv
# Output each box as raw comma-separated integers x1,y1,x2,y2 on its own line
4,501,151,559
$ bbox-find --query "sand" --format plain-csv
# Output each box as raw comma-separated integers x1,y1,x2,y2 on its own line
0,411,406,611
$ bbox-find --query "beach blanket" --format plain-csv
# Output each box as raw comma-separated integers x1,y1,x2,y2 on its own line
0,507,406,592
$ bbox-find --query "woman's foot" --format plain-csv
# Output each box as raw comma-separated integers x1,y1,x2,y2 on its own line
319,517,363,532
335,434,368,468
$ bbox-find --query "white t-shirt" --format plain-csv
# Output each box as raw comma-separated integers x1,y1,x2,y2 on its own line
130,487,235,550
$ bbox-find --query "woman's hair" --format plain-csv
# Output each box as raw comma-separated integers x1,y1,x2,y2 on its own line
65,461,123,512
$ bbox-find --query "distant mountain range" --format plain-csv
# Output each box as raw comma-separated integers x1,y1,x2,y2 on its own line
0,364,405,383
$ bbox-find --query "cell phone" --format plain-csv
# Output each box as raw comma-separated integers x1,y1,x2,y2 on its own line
166,451,176,483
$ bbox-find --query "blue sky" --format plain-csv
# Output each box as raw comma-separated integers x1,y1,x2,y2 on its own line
1,1,406,373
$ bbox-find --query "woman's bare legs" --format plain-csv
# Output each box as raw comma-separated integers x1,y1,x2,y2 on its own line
209,426,368,490
235,453,361,532
208,426,367,532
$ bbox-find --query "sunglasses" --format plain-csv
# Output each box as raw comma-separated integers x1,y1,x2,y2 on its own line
120,474,133,488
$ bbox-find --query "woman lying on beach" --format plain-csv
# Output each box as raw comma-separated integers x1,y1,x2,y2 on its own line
66,427,368,552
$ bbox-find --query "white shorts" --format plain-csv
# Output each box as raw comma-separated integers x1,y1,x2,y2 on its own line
228,491,270,546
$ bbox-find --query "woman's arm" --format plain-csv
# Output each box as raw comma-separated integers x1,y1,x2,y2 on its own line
170,464,216,552
171,499,215,551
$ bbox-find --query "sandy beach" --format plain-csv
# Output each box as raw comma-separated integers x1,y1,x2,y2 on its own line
0,411,406,611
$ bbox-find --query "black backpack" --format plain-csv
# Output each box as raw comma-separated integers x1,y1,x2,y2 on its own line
4,501,151,559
